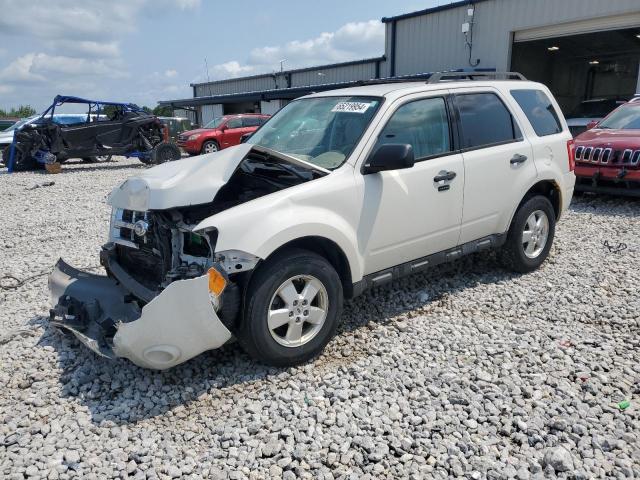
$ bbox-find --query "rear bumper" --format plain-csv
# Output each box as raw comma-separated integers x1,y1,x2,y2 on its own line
48,259,232,369
575,164,640,197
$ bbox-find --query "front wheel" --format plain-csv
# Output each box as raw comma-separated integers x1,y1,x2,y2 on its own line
500,195,556,273
201,140,219,154
2,145,38,171
237,248,343,367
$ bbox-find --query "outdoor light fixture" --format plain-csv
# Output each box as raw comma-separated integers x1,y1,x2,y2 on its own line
548,46,560,51
589,60,600,65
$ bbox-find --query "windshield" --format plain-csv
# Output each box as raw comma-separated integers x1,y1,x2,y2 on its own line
569,100,621,118
3,115,39,132
597,105,640,130
247,96,381,170
204,117,225,129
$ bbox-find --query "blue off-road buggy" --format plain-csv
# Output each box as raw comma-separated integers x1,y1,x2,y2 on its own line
4,95,181,172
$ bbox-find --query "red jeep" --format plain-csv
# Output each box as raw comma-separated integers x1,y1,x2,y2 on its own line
574,99,640,197
177,114,270,155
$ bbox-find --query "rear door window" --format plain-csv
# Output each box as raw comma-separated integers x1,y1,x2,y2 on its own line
454,93,521,149
511,89,562,136
242,117,262,127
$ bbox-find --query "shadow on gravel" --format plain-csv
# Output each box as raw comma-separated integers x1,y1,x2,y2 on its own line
31,252,520,426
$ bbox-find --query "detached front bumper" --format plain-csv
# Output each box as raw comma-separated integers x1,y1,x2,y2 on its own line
48,259,232,369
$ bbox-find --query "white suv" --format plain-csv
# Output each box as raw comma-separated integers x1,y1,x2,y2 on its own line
49,73,576,369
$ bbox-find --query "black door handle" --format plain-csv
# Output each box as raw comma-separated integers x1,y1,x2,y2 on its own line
510,154,528,164
433,171,457,182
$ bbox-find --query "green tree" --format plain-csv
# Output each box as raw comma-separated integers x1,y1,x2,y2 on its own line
0,105,37,118
152,105,174,117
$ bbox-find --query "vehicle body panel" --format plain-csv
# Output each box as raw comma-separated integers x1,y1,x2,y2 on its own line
49,259,231,370
108,144,252,211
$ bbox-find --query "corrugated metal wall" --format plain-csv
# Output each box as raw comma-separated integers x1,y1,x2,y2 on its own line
201,104,224,125
291,62,378,87
195,75,278,97
193,60,381,98
391,0,640,76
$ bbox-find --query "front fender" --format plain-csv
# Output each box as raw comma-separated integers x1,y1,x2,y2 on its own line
195,203,364,282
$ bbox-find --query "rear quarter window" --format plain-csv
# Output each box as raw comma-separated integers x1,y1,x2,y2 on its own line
511,89,563,136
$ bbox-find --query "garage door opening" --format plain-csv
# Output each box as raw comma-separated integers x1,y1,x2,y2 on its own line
511,27,640,125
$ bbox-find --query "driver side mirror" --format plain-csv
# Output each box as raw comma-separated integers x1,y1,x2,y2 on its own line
362,144,415,174
586,120,599,130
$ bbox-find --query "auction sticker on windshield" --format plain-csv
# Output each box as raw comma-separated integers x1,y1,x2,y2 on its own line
331,102,373,114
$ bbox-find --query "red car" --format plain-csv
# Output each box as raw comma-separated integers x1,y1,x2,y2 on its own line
574,99,640,197
177,114,270,155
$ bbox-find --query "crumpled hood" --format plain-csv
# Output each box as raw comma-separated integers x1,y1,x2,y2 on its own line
108,144,251,211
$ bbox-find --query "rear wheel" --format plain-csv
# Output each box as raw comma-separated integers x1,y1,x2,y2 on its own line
201,140,219,154
149,142,181,164
500,195,556,273
237,248,343,367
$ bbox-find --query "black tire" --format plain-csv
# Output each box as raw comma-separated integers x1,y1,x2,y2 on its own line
237,248,343,367
149,142,181,164
500,195,556,273
82,155,112,163
2,145,38,171
201,140,219,154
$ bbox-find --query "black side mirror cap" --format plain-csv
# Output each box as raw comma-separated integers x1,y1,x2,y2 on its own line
362,143,415,174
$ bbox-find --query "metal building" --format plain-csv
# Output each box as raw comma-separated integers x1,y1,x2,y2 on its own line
161,0,640,125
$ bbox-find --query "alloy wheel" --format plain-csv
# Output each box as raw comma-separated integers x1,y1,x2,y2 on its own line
204,142,218,153
522,209,549,259
267,275,329,347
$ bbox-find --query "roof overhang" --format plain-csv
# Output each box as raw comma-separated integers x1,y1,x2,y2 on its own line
382,0,490,23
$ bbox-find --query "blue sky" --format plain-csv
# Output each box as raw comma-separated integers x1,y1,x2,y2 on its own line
0,0,445,111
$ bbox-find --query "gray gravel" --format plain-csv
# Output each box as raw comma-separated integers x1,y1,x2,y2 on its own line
1,158,639,479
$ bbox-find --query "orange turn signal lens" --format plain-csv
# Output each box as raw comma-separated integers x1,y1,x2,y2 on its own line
208,267,226,296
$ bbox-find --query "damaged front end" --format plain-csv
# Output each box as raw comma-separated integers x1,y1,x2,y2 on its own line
49,145,326,369
49,209,244,369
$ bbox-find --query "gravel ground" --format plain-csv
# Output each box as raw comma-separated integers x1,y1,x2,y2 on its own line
1,157,639,479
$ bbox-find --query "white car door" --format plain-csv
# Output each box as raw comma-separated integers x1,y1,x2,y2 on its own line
452,88,537,244
356,93,465,275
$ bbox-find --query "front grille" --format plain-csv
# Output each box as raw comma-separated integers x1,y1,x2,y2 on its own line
178,134,188,142
575,146,640,168
109,209,172,291
110,209,147,249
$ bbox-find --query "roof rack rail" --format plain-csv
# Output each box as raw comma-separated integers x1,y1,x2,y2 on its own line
427,71,526,83
354,75,432,86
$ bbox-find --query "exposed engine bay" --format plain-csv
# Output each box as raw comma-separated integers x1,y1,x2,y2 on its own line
106,147,328,303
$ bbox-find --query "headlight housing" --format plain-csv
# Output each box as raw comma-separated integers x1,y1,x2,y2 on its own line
188,134,200,141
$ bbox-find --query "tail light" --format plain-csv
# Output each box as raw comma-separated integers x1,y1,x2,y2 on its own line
162,124,169,142
567,139,575,172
